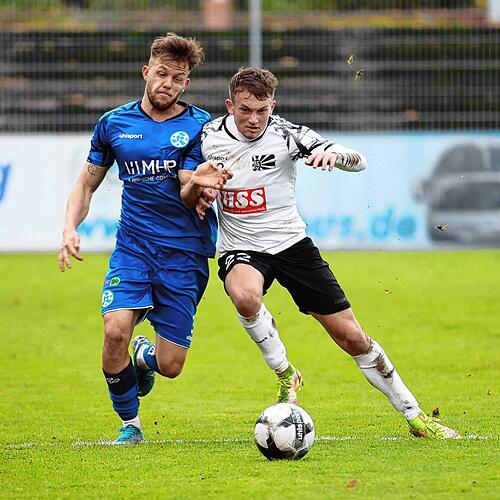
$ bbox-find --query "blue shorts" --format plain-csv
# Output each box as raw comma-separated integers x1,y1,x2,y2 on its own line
101,227,209,348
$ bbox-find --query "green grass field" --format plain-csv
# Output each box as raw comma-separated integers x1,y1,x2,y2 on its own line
1,251,499,499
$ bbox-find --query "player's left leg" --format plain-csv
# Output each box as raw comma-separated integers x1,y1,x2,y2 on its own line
313,309,460,439
134,333,188,379
133,248,209,391
274,238,459,438
312,308,422,416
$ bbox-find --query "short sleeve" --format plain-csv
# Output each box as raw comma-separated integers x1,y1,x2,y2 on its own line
179,126,206,171
87,115,115,168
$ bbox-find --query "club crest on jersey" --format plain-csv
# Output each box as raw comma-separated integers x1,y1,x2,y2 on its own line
170,131,190,148
221,187,267,214
252,154,276,171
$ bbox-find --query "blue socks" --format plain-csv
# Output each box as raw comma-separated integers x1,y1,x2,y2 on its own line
103,359,139,421
142,344,161,374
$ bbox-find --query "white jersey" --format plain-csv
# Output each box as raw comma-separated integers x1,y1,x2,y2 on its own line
201,114,367,255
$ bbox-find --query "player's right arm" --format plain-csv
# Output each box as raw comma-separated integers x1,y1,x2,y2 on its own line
58,162,107,271
195,187,219,220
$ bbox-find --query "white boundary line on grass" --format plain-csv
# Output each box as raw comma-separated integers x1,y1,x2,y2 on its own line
4,434,494,449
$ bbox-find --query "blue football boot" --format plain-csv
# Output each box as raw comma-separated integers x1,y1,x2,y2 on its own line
112,425,144,445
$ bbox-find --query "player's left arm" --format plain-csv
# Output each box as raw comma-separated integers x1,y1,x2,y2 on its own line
283,119,367,172
306,143,367,172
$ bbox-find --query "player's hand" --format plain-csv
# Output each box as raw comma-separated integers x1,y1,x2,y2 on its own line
58,227,83,271
192,162,233,189
196,188,219,220
305,152,339,171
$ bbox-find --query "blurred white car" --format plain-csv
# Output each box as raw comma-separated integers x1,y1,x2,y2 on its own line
414,142,500,244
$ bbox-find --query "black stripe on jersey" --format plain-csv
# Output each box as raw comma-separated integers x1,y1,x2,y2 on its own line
201,116,224,141
290,133,313,158
274,118,330,160
290,134,330,160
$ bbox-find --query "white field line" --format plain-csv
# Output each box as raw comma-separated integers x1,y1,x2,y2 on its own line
4,434,494,449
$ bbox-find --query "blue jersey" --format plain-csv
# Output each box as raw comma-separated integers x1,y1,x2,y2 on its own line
87,99,217,257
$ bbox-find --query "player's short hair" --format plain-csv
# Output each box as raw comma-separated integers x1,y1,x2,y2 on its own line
229,67,278,101
150,33,205,71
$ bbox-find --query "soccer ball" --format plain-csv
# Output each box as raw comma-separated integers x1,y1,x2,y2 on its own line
254,403,315,460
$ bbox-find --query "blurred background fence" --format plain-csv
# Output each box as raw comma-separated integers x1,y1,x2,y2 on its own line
2,1,500,251
1,0,499,132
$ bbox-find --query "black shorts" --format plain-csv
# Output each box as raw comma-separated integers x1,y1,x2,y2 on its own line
217,237,351,315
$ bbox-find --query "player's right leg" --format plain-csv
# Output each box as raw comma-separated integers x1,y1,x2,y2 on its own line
102,309,144,444
100,228,155,443
221,257,302,404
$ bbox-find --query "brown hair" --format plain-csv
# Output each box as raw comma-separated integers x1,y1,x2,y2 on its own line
150,33,205,71
228,67,278,101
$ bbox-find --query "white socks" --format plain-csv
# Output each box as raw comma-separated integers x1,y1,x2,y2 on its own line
122,415,142,430
238,303,289,374
354,339,421,420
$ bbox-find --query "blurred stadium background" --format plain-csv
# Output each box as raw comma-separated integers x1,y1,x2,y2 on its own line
3,5,499,497
1,0,499,250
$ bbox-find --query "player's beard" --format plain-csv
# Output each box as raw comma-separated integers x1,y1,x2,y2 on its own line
146,86,182,112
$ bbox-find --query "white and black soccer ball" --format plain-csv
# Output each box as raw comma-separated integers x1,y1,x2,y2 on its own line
254,403,315,460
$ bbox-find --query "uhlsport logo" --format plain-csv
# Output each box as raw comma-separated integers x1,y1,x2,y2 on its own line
102,290,114,308
119,133,143,139
170,131,190,148
208,153,229,169
252,154,276,171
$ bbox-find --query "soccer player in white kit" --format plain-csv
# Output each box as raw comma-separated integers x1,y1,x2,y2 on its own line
191,67,459,439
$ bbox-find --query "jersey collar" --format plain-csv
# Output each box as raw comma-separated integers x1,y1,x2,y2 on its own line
137,99,189,122
222,114,270,143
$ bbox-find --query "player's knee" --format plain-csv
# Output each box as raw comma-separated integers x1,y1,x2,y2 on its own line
156,358,184,379
341,325,370,356
327,317,369,356
103,317,131,353
231,288,261,316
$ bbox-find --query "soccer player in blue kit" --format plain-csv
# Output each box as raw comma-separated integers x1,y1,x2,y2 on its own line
58,34,231,444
